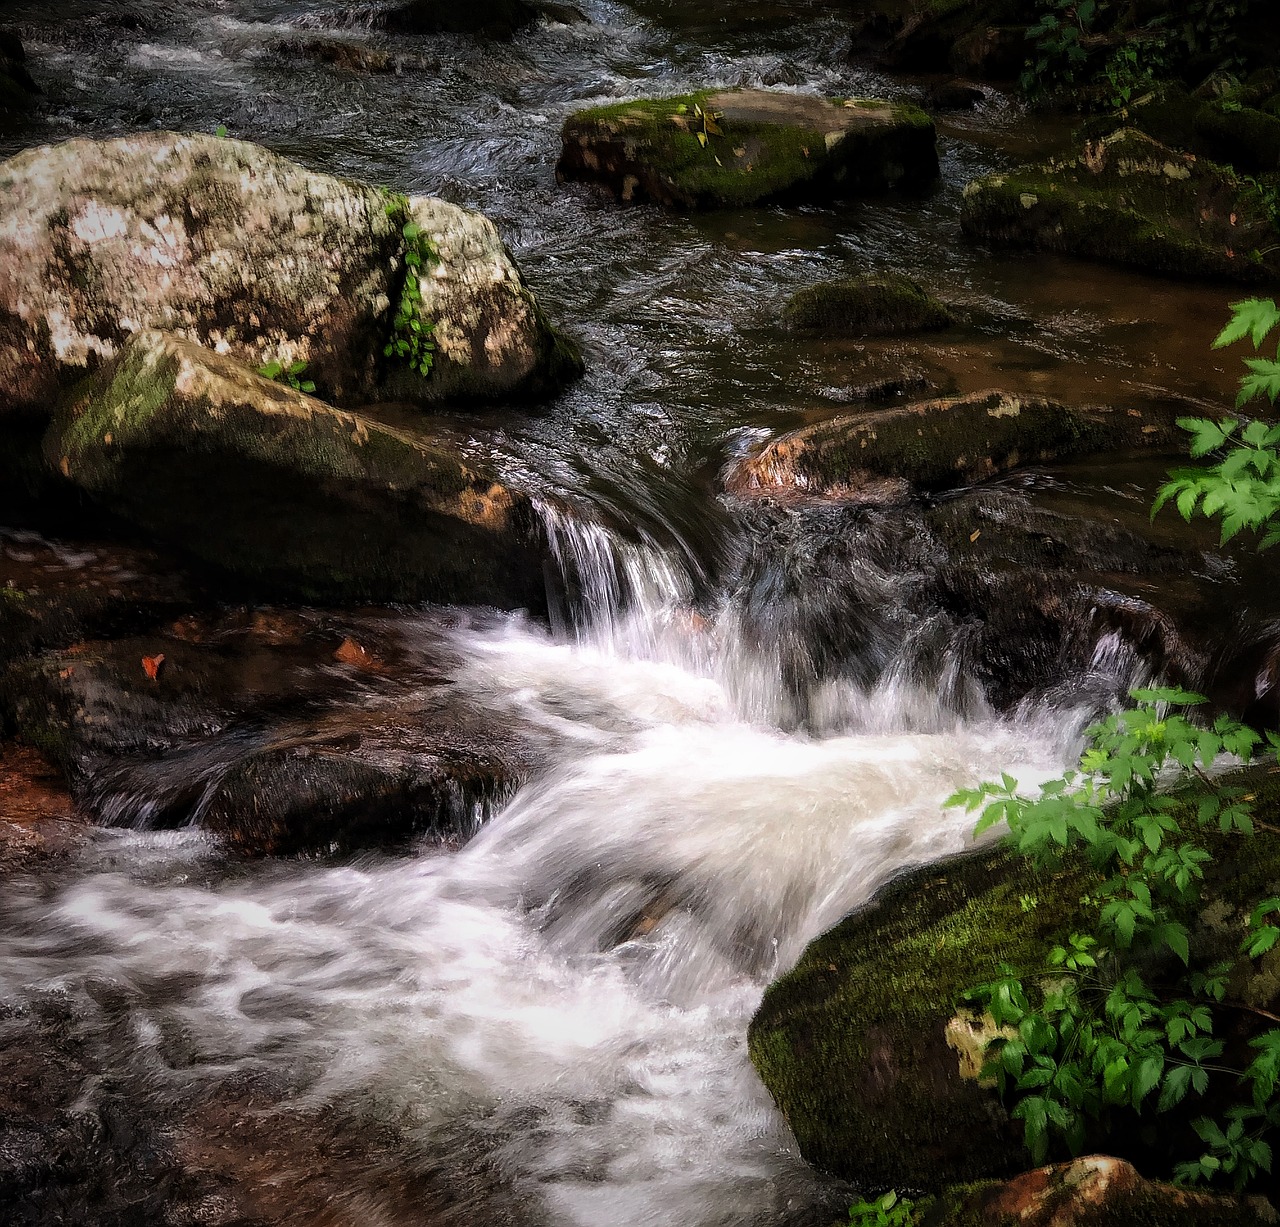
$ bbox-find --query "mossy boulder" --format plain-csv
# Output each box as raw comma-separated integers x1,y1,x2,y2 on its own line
782,273,953,336
727,390,1182,503
0,131,580,418
43,330,547,609
556,89,938,209
748,770,1280,1189
960,128,1280,283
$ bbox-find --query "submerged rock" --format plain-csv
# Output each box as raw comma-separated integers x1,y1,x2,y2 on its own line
1,608,547,855
960,128,1280,283
44,331,547,609
781,273,952,337
727,391,1181,503
0,131,580,417
556,88,938,209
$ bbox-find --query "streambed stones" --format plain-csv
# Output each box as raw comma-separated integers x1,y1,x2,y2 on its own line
0,130,580,418
556,88,938,209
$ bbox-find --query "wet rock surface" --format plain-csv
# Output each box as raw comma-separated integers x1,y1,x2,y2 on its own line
728,391,1183,504
47,330,548,609
0,744,84,872
961,129,1280,283
0,29,39,115
925,1155,1270,1226
556,88,938,209
2,605,550,856
0,130,578,416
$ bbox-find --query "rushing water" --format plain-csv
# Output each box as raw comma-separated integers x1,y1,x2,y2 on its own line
0,1,1265,1222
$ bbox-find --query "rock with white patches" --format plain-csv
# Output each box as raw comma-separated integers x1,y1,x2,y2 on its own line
0,131,580,419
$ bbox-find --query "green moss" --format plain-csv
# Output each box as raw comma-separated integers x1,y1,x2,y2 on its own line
961,129,1280,283
749,767,1280,1191
782,273,953,336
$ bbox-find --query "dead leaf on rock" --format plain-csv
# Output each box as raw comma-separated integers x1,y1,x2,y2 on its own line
142,653,165,681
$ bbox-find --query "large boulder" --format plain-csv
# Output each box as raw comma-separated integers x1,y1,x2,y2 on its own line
960,128,1280,283
727,391,1182,504
43,330,547,609
556,89,938,209
0,131,580,417
748,779,1280,1190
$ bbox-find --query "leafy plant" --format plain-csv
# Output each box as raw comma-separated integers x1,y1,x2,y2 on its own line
1021,0,1101,100
951,688,1280,1189
1155,298,1280,545
257,358,316,394
382,194,437,378
847,1190,918,1227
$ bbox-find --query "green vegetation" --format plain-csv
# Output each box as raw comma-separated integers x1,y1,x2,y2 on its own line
1019,0,1252,108
848,1190,919,1226
256,358,315,394
948,298,1280,1192
1156,298,1280,545
381,194,438,378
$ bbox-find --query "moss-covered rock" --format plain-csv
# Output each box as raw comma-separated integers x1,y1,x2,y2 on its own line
0,131,580,418
727,391,1182,503
782,273,953,336
43,330,547,609
922,1156,1270,1226
556,88,938,209
960,128,1280,283
748,770,1280,1190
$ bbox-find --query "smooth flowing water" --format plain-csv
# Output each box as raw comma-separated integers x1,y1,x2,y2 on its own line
0,1,1260,1222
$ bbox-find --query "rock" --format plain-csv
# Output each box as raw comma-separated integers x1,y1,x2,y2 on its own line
960,128,1280,283
1,607,548,855
0,525,196,673
781,273,952,337
748,774,1280,1188
0,131,580,418
44,330,547,609
726,391,1182,504
0,743,84,873
556,89,938,209
925,1156,1270,1226
0,29,39,114
924,80,987,111
379,0,539,39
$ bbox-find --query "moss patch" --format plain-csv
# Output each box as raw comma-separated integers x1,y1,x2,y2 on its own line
782,273,953,336
961,128,1280,283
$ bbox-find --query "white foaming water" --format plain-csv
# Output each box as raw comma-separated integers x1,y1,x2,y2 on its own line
0,511,1111,1225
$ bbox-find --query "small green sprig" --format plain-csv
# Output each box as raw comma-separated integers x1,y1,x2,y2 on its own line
382,196,437,378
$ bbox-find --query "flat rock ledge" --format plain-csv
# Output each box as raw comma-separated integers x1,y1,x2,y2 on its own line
45,330,547,609
726,391,1184,504
556,88,938,209
0,131,581,418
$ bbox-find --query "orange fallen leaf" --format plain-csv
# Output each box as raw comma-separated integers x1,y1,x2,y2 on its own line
970,529,981,543
58,667,74,680
142,654,165,681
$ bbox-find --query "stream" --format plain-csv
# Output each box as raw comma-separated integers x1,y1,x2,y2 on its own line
0,1,1268,1223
